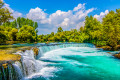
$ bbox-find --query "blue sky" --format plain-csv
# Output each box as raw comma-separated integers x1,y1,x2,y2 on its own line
3,0,120,34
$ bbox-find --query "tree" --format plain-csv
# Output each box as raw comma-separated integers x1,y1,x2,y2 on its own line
57,27,63,32
34,22,38,29
0,31,7,44
10,17,38,29
0,26,7,43
17,25,37,42
51,32,54,36
9,28,18,41
84,16,102,41
79,26,84,32
0,0,13,25
17,17,21,28
102,10,120,48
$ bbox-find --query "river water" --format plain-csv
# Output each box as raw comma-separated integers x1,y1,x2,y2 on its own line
24,43,120,80
1,43,120,80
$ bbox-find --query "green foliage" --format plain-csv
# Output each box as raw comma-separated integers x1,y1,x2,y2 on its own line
57,27,63,33
0,0,13,25
38,28,89,43
3,17,38,29
0,0,38,44
17,25,37,43
16,17,38,29
0,4,38,44
84,16,103,40
102,9,120,48
9,28,18,41
0,31,7,44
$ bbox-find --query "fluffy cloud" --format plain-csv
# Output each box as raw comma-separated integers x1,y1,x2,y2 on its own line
26,7,47,21
27,3,96,34
12,11,22,19
3,2,22,19
73,3,85,11
94,10,109,22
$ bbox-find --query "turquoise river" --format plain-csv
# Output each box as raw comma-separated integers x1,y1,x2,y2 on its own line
0,43,120,80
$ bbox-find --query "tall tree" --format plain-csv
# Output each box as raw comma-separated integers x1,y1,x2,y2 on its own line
0,0,13,25
84,16,102,41
102,10,120,48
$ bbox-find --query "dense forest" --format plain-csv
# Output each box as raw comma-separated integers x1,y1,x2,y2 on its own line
0,1,120,50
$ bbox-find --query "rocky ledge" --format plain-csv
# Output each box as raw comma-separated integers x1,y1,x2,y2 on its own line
0,46,39,68
97,45,120,51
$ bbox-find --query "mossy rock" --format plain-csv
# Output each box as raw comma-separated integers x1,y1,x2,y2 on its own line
0,54,21,61
33,47,39,56
18,46,32,52
0,53,21,69
113,53,120,59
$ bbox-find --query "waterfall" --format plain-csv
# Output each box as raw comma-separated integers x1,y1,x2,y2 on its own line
0,62,23,80
37,43,95,58
0,43,95,80
12,62,23,80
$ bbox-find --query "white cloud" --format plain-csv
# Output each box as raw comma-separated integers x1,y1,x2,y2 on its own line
26,7,47,21
26,3,95,34
4,3,22,19
13,11,22,19
94,10,109,22
73,3,85,11
61,18,70,27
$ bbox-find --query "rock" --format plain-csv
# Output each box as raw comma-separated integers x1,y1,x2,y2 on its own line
107,52,112,54
115,45,120,50
33,47,39,56
98,46,112,51
2,63,8,68
46,41,49,44
34,42,37,44
113,53,120,59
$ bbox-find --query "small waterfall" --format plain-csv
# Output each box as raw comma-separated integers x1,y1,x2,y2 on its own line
0,62,23,80
38,43,95,58
0,43,95,80
12,62,24,80
13,49,46,79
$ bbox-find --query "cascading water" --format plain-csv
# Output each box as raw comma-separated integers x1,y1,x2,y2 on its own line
37,43,95,58
1,43,120,80
0,62,23,80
